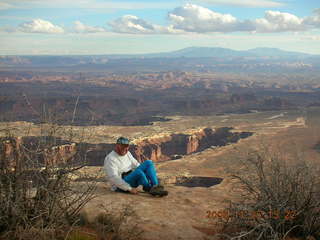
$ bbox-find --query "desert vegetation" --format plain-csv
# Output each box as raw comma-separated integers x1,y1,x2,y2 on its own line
0,120,142,240
0,120,94,239
214,144,320,240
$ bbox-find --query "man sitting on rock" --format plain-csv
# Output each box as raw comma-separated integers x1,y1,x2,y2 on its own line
104,137,168,197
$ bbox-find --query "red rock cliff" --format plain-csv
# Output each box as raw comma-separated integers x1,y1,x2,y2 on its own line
132,127,253,162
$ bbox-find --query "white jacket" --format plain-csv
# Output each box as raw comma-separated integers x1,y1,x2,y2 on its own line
104,150,140,191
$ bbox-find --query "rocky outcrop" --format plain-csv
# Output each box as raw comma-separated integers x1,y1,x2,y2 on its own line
0,136,77,168
131,127,253,162
67,127,253,165
0,128,253,167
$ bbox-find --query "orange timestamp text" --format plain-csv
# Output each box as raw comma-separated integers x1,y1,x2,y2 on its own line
206,209,297,221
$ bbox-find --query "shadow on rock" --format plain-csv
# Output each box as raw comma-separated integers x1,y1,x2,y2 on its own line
175,176,223,188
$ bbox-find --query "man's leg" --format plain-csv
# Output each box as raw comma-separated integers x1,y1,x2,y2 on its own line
123,161,168,196
136,160,168,196
135,160,159,186
123,169,151,189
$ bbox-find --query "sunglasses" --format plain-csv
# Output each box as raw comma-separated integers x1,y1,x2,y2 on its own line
118,144,129,147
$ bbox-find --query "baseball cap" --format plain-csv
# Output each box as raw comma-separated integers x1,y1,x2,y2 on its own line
116,137,130,145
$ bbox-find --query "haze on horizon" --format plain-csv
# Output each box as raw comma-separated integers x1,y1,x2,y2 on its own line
0,0,319,55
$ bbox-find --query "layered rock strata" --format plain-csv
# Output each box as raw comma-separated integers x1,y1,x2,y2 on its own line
0,127,253,167
0,137,77,168
131,127,253,162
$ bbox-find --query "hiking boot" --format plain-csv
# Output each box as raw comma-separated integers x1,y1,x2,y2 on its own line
148,186,168,197
143,185,151,192
143,184,164,192
152,184,165,190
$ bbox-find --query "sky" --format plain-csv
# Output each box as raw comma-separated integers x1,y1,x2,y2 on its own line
0,0,319,55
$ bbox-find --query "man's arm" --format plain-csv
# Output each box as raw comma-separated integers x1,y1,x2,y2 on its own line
104,159,133,191
128,152,140,169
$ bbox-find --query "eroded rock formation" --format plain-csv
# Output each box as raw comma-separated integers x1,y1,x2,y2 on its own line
83,127,253,165
0,137,77,168
0,127,253,167
131,127,253,162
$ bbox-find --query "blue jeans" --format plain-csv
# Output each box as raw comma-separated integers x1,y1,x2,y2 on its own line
123,160,159,189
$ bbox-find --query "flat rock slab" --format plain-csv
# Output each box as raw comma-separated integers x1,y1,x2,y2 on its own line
80,115,308,239
83,181,230,240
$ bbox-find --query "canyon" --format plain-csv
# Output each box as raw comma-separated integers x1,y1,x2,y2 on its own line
1,49,320,239
1,127,253,167
0,106,316,239
0,70,319,126
131,127,253,162
81,110,315,240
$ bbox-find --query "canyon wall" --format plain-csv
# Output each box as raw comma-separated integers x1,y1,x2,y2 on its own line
0,127,253,167
131,127,253,162
0,137,77,168
83,127,252,165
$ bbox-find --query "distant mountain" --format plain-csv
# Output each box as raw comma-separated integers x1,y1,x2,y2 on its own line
144,47,314,58
0,47,319,70
145,47,249,58
246,48,312,58
1,47,316,60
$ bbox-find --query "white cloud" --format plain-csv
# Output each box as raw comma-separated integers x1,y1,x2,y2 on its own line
0,26,17,33
166,5,309,33
19,19,64,34
0,0,175,10
300,35,320,41
73,21,106,33
108,15,185,34
168,4,246,33
195,0,284,8
159,25,186,34
4,3,320,35
109,15,157,34
0,2,13,10
0,16,33,21
303,8,320,27
253,11,305,32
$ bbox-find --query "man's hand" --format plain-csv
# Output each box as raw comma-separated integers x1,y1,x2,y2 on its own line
129,188,139,194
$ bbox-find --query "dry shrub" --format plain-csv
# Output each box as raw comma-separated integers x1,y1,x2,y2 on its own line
217,143,320,240
0,103,143,240
72,204,143,240
5,226,66,240
0,122,97,239
65,228,97,240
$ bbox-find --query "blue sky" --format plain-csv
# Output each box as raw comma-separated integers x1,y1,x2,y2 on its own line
0,0,319,55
